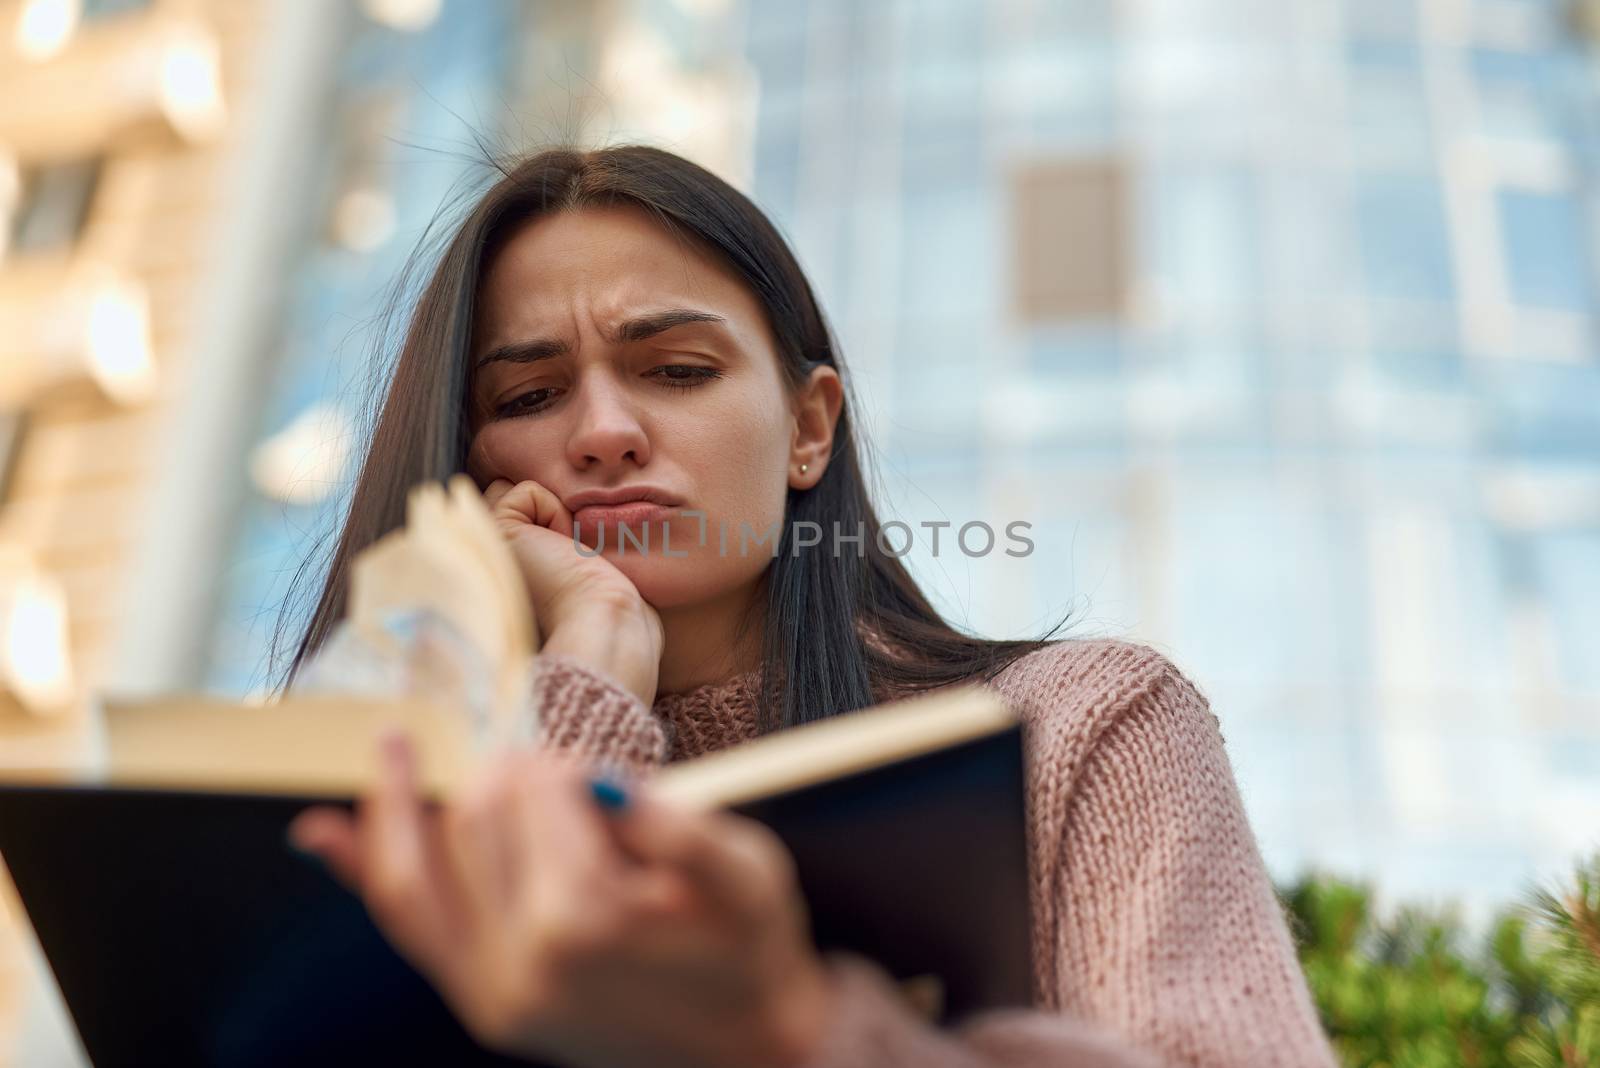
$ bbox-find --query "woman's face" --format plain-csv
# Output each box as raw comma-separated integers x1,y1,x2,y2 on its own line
465,203,826,611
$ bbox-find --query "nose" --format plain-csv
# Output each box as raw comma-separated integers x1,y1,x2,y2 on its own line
564,369,651,471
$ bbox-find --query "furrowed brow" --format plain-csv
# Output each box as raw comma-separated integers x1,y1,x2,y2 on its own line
474,337,570,369
613,308,727,344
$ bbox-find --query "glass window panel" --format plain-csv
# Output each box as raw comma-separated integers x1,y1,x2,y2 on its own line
1169,476,1356,688
744,0,810,44
1532,532,1600,693
1027,325,1122,376
1145,164,1261,304
900,184,994,316
901,94,986,179
1483,362,1600,453
1472,47,1570,142
751,124,799,226
1497,189,1594,310
1346,39,1431,148
903,0,985,101
1368,304,1462,388
1355,177,1456,300
1372,346,1462,389
891,317,985,433
1343,0,1420,40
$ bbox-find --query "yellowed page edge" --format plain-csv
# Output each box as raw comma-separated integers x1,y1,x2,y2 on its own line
651,683,1015,810
100,695,475,799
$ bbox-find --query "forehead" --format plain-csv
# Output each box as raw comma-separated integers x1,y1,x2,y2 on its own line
474,203,761,339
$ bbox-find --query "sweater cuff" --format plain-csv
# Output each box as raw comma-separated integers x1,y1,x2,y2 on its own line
530,652,668,776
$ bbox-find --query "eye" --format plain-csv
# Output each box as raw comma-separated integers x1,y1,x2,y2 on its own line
495,388,561,418
491,366,721,419
648,365,723,389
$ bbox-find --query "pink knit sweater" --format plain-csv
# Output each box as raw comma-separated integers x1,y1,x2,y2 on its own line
530,638,1337,1067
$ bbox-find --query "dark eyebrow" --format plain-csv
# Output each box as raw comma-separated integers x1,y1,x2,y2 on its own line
475,308,728,370
475,337,569,370
612,307,727,343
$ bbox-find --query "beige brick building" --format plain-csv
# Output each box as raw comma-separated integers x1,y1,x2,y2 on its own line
0,1,268,1060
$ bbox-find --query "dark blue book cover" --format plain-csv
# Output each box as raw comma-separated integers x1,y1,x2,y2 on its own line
0,714,1031,1067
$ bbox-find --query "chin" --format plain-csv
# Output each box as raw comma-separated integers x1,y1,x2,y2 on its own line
599,548,761,612
593,549,693,607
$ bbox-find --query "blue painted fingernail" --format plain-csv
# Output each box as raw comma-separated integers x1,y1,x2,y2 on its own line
588,775,630,811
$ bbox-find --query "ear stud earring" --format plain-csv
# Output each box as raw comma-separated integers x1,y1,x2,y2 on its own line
799,464,809,475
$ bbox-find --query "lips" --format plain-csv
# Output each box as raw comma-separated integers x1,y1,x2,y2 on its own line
573,501,676,527
563,487,685,546
563,486,684,512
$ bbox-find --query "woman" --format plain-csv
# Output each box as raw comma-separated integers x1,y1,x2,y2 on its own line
285,146,1336,1067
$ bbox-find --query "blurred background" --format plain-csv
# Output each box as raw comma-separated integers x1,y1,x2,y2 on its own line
2,0,1599,1063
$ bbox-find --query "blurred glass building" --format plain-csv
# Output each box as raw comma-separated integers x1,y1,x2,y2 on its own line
195,0,1600,919
737,0,1600,917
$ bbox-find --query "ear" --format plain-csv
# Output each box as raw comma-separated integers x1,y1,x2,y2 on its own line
788,365,843,491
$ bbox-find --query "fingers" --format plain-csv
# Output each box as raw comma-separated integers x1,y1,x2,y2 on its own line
487,479,571,535
366,732,426,892
606,793,795,922
296,741,664,995
516,751,619,883
440,753,522,917
287,733,467,985
287,806,364,889
356,732,461,960
482,478,516,510
496,751,630,959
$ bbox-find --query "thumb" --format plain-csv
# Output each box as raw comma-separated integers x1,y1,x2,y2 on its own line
598,783,780,917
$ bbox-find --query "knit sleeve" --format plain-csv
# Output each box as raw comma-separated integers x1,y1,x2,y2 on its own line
792,647,1336,1068
529,651,669,777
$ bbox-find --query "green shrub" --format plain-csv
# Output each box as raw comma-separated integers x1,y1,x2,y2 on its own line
1280,854,1600,1067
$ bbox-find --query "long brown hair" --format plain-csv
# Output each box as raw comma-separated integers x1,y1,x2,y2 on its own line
279,145,1077,732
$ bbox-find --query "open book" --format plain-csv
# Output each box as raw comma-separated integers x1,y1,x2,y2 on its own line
0,478,1034,1067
